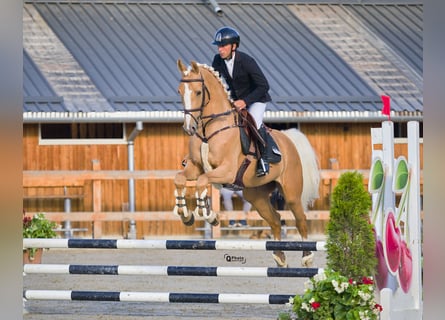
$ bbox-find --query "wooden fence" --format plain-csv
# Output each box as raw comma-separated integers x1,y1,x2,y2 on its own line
23,167,423,239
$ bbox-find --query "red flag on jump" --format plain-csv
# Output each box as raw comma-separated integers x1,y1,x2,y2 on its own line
381,95,391,119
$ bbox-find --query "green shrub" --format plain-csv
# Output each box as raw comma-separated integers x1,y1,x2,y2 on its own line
278,171,382,320
326,171,376,281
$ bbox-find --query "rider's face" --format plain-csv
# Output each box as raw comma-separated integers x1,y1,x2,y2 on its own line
217,43,234,60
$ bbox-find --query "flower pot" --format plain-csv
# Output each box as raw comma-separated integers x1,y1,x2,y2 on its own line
23,248,43,264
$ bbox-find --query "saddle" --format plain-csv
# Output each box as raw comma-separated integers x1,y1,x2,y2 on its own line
222,109,282,191
238,109,281,163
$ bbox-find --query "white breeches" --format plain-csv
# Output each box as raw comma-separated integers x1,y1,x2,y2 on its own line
248,102,267,129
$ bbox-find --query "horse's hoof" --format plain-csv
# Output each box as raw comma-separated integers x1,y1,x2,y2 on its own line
208,216,219,226
204,211,219,226
181,213,195,226
272,251,288,268
193,207,203,218
301,251,314,267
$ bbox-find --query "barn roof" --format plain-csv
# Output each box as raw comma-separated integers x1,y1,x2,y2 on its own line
23,50,66,112
23,0,423,123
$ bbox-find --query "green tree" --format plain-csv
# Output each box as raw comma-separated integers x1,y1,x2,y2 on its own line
326,171,376,280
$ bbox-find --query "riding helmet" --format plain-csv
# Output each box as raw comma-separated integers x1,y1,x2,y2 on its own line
212,27,240,47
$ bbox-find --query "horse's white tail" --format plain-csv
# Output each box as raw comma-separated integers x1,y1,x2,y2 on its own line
282,128,320,211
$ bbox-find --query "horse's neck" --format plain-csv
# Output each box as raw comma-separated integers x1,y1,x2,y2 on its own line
201,69,232,115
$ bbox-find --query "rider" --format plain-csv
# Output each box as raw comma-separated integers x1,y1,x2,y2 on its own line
211,26,272,177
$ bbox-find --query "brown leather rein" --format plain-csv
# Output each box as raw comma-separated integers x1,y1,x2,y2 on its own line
180,77,240,143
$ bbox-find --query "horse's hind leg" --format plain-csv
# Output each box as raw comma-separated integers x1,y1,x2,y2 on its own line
243,185,288,267
282,187,314,267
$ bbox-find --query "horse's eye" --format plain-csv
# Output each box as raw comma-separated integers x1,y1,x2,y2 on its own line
196,91,202,96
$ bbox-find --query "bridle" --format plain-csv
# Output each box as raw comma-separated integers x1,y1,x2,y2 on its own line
180,76,239,143
180,77,210,115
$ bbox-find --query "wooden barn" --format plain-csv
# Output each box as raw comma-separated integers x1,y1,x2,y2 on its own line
23,0,423,239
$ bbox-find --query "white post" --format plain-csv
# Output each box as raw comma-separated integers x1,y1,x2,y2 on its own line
382,121,395,211
407,121,422,317
380,288,392,320
381,121,399,304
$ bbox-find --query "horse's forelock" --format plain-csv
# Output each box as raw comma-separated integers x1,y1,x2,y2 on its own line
182,66,192,77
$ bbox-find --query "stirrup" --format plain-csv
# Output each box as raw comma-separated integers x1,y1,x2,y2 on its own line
256,170,266,177
256,158,269,177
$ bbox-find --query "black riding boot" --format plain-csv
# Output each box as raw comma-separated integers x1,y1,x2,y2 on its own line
256,126,269,177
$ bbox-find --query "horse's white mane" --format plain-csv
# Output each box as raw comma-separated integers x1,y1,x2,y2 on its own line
191,63,233,103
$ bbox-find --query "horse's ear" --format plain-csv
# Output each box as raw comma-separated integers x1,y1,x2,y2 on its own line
190,61,200,74
177,59,187,74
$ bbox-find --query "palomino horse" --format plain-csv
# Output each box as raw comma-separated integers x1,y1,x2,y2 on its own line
173,60,320,267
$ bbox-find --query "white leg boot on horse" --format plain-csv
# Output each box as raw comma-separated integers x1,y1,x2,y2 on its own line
194,189,219,226
173,187,194,226
173,169,195,226
173,159,202,226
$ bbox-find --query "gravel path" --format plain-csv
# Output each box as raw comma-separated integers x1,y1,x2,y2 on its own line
23,235,326,320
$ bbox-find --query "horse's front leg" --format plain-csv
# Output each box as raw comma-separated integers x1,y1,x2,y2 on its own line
173,171,195,226
194,159,240,226
173,160,202,226
194,174,219,226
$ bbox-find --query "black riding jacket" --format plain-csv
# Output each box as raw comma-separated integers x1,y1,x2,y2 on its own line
212,51,271,106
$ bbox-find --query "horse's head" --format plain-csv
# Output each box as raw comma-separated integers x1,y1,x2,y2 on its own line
177,59,209,136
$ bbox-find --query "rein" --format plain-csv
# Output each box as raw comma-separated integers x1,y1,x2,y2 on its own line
180,76,240,143
199,109,239,142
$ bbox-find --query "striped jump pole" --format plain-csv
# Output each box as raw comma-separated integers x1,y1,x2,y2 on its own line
23,238,326,251
23,290,294,304
24,264,323,278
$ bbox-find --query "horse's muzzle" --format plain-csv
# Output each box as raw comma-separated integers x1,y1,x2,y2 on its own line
182,125,196,136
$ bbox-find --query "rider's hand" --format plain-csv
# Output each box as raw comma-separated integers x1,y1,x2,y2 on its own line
233,100,247,111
